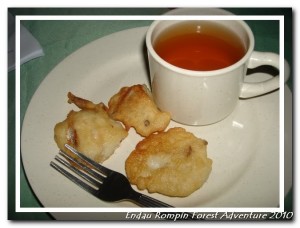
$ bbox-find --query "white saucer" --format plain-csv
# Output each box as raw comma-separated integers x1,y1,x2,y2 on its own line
21,27,292,219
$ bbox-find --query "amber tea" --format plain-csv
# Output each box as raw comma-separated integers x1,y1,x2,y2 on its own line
154,21,246,71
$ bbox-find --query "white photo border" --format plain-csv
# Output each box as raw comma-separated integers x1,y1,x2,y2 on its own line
16,14,285,214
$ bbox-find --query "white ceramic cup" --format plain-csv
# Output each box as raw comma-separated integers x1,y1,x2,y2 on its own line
146,9,288,125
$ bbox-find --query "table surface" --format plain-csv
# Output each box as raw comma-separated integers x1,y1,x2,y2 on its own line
8,8,293,220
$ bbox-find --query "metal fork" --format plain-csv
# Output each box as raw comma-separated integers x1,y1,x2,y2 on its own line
50,144,173,207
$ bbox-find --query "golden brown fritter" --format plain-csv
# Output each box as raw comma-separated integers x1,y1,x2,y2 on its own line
125,127,212,197
54,92,128,163
67,91,108,112
108,84,171,137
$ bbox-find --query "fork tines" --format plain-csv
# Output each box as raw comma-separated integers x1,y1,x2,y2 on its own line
50,144,176,209
65,144,112,175
50,145,107,194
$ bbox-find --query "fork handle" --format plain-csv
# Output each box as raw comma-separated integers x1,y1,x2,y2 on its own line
138,194,174,207
130,192,199,220
130,191,173,207
129,191,199,220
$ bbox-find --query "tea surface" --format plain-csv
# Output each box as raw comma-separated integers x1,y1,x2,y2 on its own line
154,21,246,71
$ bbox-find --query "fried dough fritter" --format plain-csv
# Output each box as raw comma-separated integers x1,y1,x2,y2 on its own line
125,127,212,197
107,84,171,137
67,91,108,112
54,92,128,163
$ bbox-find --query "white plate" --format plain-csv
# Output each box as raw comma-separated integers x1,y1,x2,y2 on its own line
21,27,292,218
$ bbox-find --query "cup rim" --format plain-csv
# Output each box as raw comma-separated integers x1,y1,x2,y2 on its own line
146,19,255,77
164,8,234,16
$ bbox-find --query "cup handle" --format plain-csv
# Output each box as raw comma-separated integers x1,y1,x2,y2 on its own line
240,51,290,98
